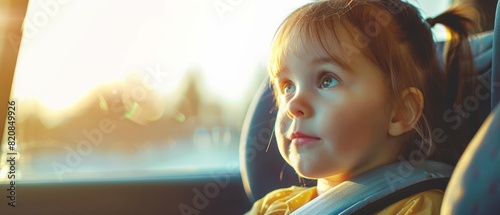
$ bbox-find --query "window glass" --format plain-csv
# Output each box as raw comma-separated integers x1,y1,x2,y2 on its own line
0,0,450,183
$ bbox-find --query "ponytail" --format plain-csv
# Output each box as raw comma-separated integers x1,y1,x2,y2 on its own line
428,4,481,106
426,4,481,163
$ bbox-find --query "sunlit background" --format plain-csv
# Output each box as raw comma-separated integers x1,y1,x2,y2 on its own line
1,0,451,182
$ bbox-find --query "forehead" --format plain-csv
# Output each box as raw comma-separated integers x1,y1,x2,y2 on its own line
274,20,362,75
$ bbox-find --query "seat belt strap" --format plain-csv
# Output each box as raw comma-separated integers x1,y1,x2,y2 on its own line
353,177,449,214
290,161,454,215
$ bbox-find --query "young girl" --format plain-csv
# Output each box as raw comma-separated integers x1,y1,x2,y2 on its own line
247,0,480,214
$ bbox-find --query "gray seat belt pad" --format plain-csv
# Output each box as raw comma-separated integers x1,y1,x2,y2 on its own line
290,160,454,215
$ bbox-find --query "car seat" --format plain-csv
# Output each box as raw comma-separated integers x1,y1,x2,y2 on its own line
239,2,499,213
441,2,500,214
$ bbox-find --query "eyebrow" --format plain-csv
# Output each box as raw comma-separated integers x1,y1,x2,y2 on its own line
278,56,352,77
311,56,352,74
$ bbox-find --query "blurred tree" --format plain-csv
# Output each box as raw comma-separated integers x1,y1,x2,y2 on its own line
177,70,201,120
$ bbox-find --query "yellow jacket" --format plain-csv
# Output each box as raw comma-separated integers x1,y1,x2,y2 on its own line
246,186,443,215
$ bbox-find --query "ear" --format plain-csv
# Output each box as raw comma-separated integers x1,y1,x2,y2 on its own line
388,87,424,137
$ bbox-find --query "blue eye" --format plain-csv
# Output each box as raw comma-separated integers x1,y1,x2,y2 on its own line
282,82,295,94
318,73,340,89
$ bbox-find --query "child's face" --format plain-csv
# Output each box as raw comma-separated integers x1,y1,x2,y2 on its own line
274,33,400,179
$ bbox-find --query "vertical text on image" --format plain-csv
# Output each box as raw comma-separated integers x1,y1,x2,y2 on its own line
5,100,18,207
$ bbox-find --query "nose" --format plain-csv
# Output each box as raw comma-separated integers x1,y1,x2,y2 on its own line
286,90,312,119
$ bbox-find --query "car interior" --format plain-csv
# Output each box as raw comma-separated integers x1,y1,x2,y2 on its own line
0,0,499,214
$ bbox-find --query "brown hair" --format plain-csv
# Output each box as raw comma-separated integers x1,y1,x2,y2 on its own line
269,0,480,165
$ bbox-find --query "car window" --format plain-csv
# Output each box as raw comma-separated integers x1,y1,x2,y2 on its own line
1,0,451,183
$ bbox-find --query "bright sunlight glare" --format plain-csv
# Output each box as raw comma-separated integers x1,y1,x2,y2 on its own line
12,0,450,113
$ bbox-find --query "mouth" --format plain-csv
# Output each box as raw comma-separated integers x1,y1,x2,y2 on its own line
289,132,321,147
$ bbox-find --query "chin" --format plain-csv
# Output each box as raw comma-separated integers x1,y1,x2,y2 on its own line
295,161,348,180
294,164,328,179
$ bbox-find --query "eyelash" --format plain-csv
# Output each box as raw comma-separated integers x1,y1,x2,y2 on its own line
277,71,342,95
316,71,341,89
278,80,293,95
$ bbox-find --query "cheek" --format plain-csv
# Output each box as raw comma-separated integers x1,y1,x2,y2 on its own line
275,109,288,134
275,109,291,159
320,98,390,153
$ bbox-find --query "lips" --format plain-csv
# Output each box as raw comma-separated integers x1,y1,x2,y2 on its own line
290,132,320,147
